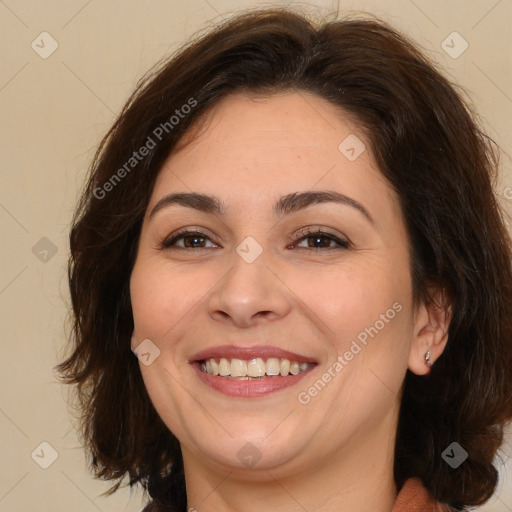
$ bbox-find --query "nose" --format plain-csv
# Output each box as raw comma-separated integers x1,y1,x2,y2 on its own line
207,248,292,328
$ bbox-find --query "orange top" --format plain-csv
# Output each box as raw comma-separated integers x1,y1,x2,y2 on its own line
393,477,448,512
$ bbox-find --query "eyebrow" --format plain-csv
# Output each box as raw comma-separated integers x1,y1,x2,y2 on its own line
149,190,375,225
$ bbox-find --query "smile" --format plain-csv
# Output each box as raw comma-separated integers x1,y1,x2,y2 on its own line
200,357,313,378
190,344,318,397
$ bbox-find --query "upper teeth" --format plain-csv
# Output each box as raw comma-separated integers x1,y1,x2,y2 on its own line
200,357,311,377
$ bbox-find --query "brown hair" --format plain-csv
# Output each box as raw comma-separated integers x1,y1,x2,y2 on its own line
55,8,512,511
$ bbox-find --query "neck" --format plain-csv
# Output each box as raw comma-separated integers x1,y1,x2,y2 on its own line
182,414,398,512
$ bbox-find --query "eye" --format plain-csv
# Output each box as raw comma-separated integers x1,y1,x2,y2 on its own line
161,227,350,251
161,229,219,250
290,228,350,251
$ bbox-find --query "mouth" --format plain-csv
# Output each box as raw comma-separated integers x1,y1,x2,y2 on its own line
189,345,318,398
199,357,312,378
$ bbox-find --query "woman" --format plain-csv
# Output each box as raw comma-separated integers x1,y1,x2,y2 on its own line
56,8,512,512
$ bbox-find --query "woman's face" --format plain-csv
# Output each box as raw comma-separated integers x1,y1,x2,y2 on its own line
130,91,421,480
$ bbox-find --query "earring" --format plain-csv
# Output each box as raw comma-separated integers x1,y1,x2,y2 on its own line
424,350,434,368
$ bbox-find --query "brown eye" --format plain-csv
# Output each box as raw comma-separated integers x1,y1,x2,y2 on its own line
162,230,218,250
292,229,350,251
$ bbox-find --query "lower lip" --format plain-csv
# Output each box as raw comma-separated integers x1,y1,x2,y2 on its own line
192,363,315,398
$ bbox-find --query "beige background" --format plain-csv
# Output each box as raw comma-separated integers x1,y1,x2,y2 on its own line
0,0,511,510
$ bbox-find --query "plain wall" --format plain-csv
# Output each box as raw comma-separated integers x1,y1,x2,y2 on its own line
0,1,511,510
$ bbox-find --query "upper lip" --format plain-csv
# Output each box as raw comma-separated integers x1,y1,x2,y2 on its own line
190,344,318,364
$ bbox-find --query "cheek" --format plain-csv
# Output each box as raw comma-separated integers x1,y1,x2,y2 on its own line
302,261,412,402
290,260,405,350
130,259,210,342
130,259,169,339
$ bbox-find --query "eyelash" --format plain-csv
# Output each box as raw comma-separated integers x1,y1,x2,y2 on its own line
161,227,350,251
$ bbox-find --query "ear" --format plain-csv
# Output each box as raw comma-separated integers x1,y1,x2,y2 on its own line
408,286,452,375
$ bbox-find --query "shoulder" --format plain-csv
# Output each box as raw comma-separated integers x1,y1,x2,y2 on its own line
393,478,451,512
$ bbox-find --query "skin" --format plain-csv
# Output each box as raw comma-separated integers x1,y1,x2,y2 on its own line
130,91,451,512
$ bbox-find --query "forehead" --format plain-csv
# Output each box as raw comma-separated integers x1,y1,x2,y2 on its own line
174,91,364,160
150,91,399,221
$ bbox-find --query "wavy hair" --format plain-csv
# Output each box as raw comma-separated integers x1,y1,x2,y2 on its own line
56,8,512,511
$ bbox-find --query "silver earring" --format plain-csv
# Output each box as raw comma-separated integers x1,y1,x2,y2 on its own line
424,350,434,367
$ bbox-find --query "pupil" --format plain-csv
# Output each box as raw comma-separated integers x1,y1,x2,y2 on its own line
186,236,203,248
310,236,327,247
